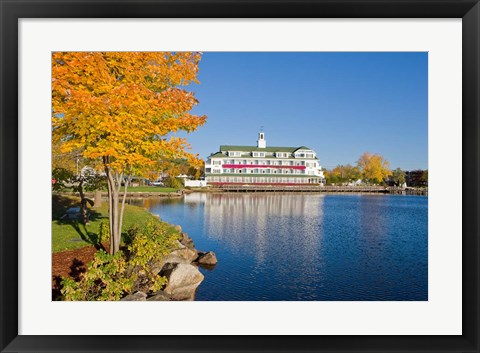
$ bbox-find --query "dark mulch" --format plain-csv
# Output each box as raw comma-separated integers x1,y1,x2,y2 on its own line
52,243,109,300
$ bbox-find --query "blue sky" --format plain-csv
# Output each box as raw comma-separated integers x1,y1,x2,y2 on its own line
181,52,428,170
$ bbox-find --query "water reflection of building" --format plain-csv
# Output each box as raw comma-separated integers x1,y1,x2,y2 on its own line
196,193,325,266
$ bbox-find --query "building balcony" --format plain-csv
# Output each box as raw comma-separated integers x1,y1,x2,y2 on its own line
222,164,306,170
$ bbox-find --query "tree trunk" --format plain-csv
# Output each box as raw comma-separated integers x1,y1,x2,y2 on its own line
112,190,120,254
104,160,130,255
77,179,89,225
118,175,130,244
104,159,115,255
93,189,102,208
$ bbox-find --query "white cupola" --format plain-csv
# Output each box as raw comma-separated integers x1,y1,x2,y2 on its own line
257,131,266,148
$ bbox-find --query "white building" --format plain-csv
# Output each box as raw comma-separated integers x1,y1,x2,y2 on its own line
205,132,325,185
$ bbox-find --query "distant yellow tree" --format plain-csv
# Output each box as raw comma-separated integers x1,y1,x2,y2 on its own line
331,164,361,182
52,52,206,254
356,152,391,184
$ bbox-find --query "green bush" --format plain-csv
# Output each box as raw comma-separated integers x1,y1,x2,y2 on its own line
61,221,178,301
61,250,132,301
163,176,183,189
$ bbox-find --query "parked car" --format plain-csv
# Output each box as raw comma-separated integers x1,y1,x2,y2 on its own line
151,181,164,186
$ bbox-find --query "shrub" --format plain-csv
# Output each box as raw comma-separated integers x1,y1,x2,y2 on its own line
98,221,109,245
61,221,179,301
61,250,132,301
125,222,178,293
163,176,183,189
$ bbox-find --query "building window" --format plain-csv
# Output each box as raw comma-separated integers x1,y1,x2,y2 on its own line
213,160,221,165
253,152,266,157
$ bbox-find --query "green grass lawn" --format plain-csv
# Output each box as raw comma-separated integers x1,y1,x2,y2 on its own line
52,195,179,253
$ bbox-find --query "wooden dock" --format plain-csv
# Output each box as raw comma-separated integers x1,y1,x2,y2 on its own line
215,185,427,195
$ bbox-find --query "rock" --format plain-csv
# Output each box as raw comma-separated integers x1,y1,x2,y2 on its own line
147,291,171,301
196,251,218,266
121,291,147,301
165,247,198,264
180,233,196,250
160,263,204,300
150,259,165,275
174,240,186,249
184,242,196,251
183,242,196,251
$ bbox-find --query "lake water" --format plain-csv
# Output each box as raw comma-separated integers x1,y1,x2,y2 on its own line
131,193,428,301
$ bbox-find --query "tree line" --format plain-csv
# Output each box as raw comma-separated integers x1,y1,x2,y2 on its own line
323,152,428,187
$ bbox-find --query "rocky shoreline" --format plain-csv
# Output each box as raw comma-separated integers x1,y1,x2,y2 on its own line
121,226,217,301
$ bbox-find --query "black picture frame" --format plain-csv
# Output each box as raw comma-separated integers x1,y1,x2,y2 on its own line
1,1,479,352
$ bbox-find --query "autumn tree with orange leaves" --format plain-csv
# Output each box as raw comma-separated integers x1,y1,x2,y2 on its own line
52,52,206,254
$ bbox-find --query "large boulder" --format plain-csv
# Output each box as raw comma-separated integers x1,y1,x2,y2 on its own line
121,291,147,301
164,247,198,264
196,251,218,266
160,263,204,300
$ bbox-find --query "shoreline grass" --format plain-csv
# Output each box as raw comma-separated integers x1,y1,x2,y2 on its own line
52,194,179,253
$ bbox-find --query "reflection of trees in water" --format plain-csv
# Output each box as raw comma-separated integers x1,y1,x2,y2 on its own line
128,196,185,208
359,196,388,244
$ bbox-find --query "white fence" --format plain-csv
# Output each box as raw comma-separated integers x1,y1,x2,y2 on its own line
184,180,208,187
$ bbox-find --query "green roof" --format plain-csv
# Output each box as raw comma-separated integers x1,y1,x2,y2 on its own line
294,146,311,152
219,145,311,153
208,152,225,158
